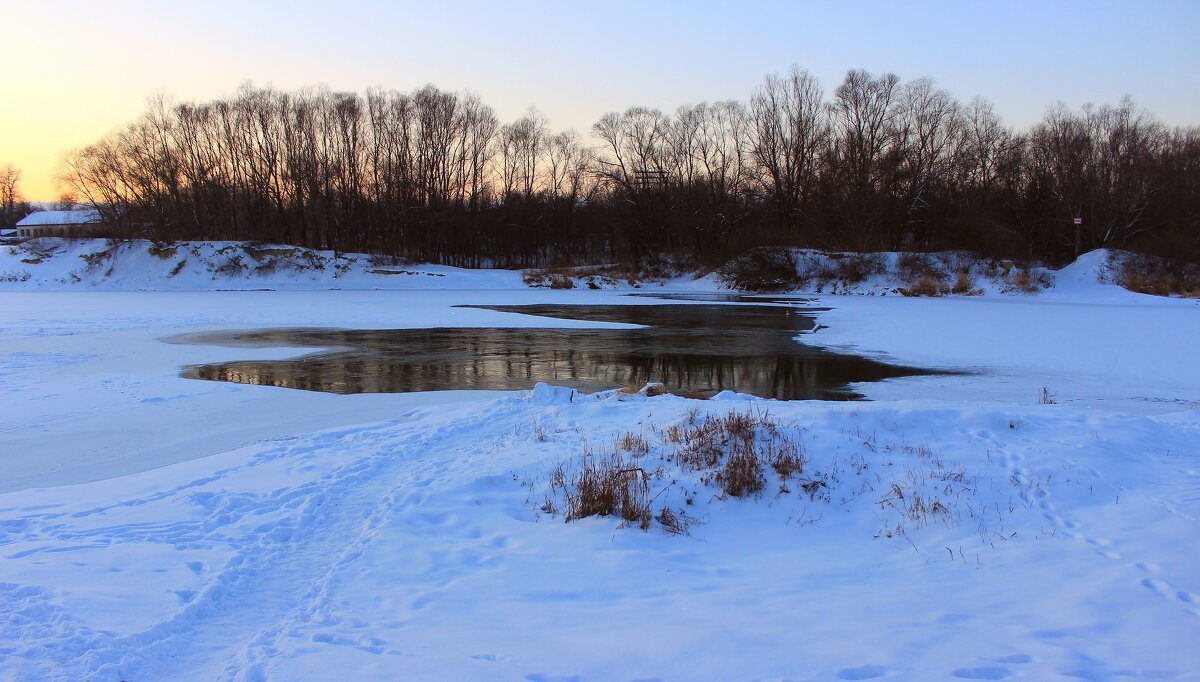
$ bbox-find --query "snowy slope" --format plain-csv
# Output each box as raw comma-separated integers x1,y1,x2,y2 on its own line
0,239,523,291
0,238,1169,301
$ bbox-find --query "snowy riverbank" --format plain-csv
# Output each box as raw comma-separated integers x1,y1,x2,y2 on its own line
1,252,1197,680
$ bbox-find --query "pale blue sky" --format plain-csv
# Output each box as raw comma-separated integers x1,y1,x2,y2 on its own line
4,0,1198,199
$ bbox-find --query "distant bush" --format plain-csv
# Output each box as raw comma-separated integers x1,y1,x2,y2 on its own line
899,274,948,297
1010,268,1053,293
1110,252,1200,297
896,252,945,283
79,245,118,271
987,259,1053,294
522,267,575,289
830,252,887,284
950,272,981,295
23,238,64,262
719,247,800,292
213,254,247,277
147,244,178,260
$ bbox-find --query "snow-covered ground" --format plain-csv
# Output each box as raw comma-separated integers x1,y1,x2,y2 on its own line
806,251,1200,415
1,243,1198,681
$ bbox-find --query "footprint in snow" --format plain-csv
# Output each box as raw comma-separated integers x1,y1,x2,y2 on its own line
952,666,1012,680
1142,577,1171,596
171,589,197,602
837,665,888,680
1139,578,1198,614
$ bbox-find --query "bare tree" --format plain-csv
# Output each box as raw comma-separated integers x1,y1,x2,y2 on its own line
0,164,29,227
750,66,826,233
891,78,964,247
827,69,902,247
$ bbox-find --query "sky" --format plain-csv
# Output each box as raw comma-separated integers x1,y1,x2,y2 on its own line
3,0,1198,201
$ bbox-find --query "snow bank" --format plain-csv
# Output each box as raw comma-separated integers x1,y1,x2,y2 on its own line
2,238,1186,302
0,239,522,291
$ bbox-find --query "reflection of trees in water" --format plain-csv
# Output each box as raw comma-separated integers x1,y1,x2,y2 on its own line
184,305,934,400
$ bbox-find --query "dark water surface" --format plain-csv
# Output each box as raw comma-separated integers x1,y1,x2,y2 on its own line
177,302,938,400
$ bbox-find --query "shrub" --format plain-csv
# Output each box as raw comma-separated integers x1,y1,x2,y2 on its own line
896,252,946,283
79,246,117,271
147,244,178,260
22,238,63,261
213,254,247,276
993,265,1052,294
831,252,886,284
522,267,575,289
899,274,948,297
719,247,800,292
1012,268,1052,293
367,253,408,267
950,272,980,295
1111,252,1200,297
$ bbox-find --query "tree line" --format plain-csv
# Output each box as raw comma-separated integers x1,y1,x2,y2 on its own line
55,67,1200,267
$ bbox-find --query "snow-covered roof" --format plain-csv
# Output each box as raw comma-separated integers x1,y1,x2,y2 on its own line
16,210,101,227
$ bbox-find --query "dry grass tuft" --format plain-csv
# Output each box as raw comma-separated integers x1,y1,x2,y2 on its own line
769,441,804,480
899,273,949,297
521,267,575,289
620,382,671,397
643,383,669,397
717,441,765,497
616,431,650,456
1010,268,1052,293
671,409,798,498
656,506,693,535
950,272,981,295
147,244,178,260
677,415,726,470
557,451,651,528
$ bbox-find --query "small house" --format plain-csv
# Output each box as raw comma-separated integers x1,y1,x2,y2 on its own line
15,209,103,238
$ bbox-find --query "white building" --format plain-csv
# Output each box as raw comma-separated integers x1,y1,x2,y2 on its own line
14,209,103,238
